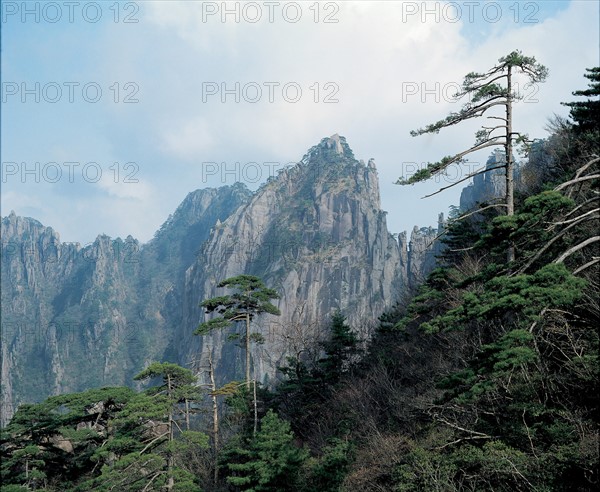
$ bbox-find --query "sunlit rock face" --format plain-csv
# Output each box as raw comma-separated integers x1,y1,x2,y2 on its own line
0,186,250,426
178,135,438,386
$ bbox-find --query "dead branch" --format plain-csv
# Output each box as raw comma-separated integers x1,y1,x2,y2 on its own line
433,415,493,438
563,197,599,218
555,237,600,264
551,208,599,226
422,164,506,199
435,435,494,450
555,174,600,191
572,257,600,275
139,431,169,455
517,214,599,274
574,156,600,179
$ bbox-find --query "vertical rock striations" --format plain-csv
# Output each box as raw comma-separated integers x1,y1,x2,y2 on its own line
0,186,250,426
179,135,435,386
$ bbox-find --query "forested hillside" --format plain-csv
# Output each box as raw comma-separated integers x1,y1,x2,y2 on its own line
1,68,598,491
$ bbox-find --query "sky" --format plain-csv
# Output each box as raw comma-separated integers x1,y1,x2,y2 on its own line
1,0,598,245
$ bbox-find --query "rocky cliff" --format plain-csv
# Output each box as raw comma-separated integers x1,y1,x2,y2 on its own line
459,149,527,212
1,135,440,425
459,149,507,211
0,185,250,426
179,135,409,385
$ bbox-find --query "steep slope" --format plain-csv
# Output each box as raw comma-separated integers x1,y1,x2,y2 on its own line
459,149,525,211
179,135,407,385
0,214,141,425
0,185,250,426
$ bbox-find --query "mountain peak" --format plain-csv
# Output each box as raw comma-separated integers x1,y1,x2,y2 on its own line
322,134,344,155
301,134,356,166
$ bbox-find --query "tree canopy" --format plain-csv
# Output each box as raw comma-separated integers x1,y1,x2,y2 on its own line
196,275,280,389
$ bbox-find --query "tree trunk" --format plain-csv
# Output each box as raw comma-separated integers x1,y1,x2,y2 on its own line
245,313,251,390
253,379,258,437
185,399,190,431
167,374,174,491
505,65,516,263
208,352,219,485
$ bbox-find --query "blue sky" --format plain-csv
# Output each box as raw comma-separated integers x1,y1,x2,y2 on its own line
1,0,598,244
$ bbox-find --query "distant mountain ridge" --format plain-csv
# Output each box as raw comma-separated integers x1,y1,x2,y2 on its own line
1,135,441,425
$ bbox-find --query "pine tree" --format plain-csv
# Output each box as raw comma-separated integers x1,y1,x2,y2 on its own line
562,67,600,136
317,311,362,385
82,364,204,491
222,409,307,491
0,387,135,489
398,50,548,262
196,275,280,389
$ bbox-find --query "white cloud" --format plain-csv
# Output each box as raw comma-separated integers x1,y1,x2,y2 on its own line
160,117,216,160
96,168,154,201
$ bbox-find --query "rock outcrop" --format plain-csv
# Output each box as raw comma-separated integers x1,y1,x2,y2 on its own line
459,149,507,211
178,135,407,385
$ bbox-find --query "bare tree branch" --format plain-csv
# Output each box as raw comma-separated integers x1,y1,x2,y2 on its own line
139,431,169,455
433,415,494,438
555,174,600,191
422,164,506,199
517,214,599,274
435,435,494,450
142,471,166,492
574,156,600,179
555,237,600,264
458,203,509,220
564,196,600,218
551,208,599,226
573,257,600,275
460,73,508,93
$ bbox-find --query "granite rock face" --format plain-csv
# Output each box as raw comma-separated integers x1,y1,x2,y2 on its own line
459,149,507,211
1,136,441,424
178,135,409,385
0,186,250,426
407,213,446,287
